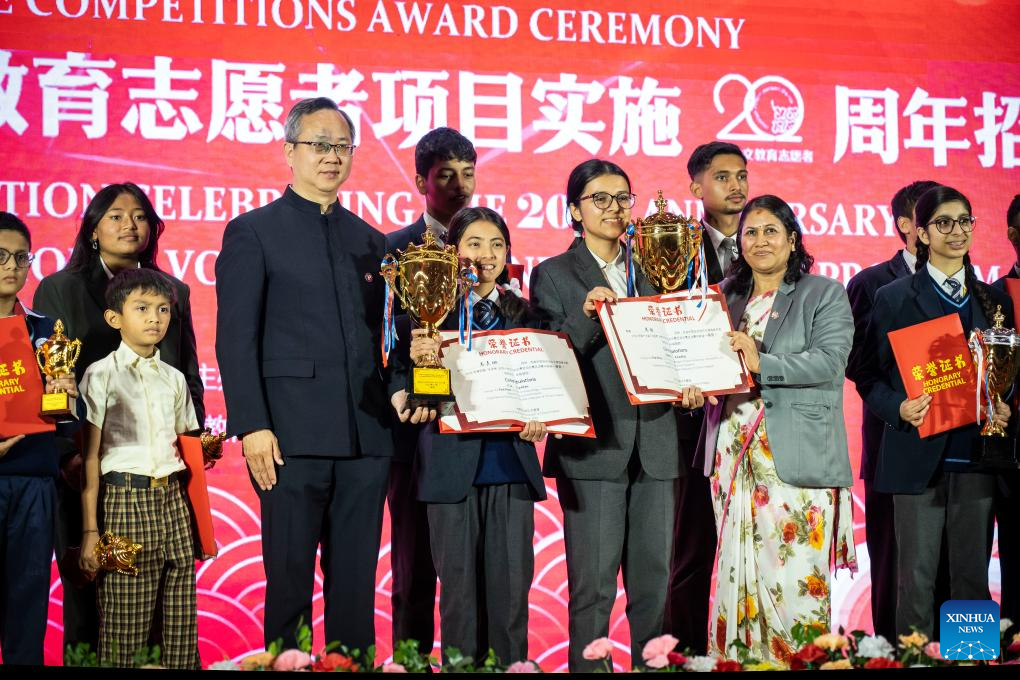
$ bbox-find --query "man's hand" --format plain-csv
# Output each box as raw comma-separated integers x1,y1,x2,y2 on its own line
243,429,284,491
899,394,932,428
391,390,437,424
0,435,25,458
675,386,718,410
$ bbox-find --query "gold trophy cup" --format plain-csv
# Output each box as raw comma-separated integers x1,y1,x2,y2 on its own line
969,305,1020,469
35,319,81,417
632,190,704,293
380,230,461,402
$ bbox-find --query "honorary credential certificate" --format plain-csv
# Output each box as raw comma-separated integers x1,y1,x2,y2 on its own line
596,290,752,405
436,329,595,437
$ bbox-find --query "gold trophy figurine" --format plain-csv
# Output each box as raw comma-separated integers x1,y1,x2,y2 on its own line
969,305,1020,469
94,531,142,576
631,190,704,293
380,230,461,402
35,319,82,417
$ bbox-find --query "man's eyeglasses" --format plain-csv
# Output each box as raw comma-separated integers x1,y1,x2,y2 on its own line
0,248,34,269
292,141,357,157
927,216,977,234
579,191,637,210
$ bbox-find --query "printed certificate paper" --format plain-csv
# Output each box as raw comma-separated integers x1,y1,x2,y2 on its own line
438,329,595,437
596,291,752,405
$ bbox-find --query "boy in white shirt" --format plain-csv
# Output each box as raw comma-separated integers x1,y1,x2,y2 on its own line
78,268,200,669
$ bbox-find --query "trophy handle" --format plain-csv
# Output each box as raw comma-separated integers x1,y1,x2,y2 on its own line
380,255,409,310
68,338,82,371
35,345,46,373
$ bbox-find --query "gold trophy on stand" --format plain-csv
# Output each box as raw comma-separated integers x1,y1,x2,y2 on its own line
35,319,81,417
380,230,463,402
631,190,704,293
969,305,1020,469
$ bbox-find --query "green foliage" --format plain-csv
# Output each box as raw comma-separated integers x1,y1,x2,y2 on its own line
391,639,438,673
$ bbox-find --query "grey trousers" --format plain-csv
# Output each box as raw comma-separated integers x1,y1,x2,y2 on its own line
557,457,676,672
427,484,535,665
894,471,996,638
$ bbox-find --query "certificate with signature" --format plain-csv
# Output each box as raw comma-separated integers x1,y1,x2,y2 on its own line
596,290,752,405
436,329,595,437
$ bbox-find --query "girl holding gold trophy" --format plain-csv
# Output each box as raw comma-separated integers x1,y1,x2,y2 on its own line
389,207,547,666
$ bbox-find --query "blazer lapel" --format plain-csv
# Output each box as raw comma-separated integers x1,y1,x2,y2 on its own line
911,271,944,321
761,280,795,352
571,243,611,294
889,251,912,279
84,261,109,312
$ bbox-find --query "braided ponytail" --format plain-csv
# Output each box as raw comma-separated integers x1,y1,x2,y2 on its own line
964,254,999,327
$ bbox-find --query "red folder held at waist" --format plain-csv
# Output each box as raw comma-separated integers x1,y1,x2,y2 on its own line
887,313,978,438
176,435,217,559
0,316,56,437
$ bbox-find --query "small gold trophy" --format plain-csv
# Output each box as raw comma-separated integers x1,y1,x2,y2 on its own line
201,428,227,469
94,531,142,576
631,190,704,293
35,319,81,417
969,306,1020,469
381,230,461,402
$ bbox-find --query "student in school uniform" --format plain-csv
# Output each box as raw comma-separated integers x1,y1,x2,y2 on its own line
390,206,546,665
857,184,1012,638
78,268,201,669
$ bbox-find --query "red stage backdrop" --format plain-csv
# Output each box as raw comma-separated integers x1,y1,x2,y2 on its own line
2,0,1019,670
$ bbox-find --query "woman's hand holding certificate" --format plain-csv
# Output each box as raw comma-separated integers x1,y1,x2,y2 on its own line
437,329,595,437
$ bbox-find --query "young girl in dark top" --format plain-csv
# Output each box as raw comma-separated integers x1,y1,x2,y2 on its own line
391,206,546,665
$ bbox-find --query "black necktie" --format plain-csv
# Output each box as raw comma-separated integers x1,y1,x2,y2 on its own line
473,298,503,330
944,277,964,302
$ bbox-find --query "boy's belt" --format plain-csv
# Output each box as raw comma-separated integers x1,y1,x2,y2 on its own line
102,471,178,489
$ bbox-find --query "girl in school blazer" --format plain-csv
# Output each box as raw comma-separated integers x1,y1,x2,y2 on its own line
390,206,546,666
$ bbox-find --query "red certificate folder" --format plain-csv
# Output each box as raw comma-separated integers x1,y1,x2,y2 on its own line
887,313,978,438
176,435,217,558
0,316,56,437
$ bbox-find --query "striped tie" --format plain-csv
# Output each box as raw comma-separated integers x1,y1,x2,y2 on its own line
473,298,503,330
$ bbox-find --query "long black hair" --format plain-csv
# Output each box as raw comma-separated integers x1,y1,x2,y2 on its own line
66,183,165,273
564,159,631,251
913,185,997,325
728,195,815,296
446,206,530,325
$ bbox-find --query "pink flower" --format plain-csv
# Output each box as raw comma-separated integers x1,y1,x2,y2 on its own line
506,661,540,673
583,637,614,660
382,662,407,673
272,649,311,671
753,484,769,507
642,634,680,669
924,641,942,660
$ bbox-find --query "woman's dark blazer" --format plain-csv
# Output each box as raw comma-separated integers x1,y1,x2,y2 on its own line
529,244,680,481
392,295,547,504
855,270,1012,495
33,262,206,424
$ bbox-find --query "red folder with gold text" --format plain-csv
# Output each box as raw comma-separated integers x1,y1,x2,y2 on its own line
888,313,977,438
0,316,55,437
176,435,217,558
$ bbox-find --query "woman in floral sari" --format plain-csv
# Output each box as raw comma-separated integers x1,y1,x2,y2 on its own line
698,195,857,664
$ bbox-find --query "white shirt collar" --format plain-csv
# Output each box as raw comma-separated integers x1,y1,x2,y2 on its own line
925,261,966,292
99,257,141,280
901,249,917,272
115,341,162,367
701,219,728,252
423,212,447,240
469,286,500,304
586,243,626,270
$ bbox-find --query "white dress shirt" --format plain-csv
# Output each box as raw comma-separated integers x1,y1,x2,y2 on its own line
81,342,199,477
901,249,917,273
926,261,967,299
423,212,448,243
587,244,629,296
99,257,141,280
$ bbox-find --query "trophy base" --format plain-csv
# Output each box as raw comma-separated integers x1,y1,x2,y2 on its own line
972,434,1020,471
408,366,454,403
41,392,76,419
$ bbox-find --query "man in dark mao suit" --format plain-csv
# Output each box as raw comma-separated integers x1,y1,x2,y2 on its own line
216,97,394,650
